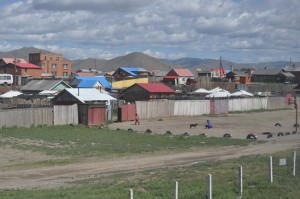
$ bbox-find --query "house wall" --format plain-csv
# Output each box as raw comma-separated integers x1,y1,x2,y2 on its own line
29,53,71,77
123,85,150,102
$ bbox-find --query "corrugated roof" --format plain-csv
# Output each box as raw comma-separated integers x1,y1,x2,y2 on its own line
120,67,149,76
22,79,70,91
172,69,194,77
136,83,175,93
16,63,41,69
64,88,116,103
1,58,27,64
75,76,112,89
252,68,282,75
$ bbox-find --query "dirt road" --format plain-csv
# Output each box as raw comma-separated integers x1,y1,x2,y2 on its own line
0,110,299,190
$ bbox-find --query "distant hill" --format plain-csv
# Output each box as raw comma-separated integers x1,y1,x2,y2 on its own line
72,58,107,72
0,47,50,61
1,47,300,72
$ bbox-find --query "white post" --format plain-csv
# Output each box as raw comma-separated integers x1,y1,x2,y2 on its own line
239,166,243,195
129,189,133,199
269,156,273,183
293,151,296,176
174,181,178,199
208,174,212,199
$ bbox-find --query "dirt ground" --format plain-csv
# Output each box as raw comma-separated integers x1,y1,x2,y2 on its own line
0,110,299,190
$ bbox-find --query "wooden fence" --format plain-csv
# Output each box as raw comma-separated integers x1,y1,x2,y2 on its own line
0,108,53,128
136,97,288,119
54,104,78,125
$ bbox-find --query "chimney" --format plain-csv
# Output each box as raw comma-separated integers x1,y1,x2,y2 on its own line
264,67,267,70
77,88,80,96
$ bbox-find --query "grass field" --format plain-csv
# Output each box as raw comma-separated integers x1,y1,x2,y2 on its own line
1,149,299,199
0,125,252,159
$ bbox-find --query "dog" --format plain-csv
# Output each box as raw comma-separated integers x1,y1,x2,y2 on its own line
285,132,290,135
267,133,273,138
190,123,198,129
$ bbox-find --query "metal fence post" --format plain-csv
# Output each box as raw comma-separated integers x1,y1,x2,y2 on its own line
208,174,212,199
293,151,296,176
129,189,133,199
269,156,273,183
239,166,243,195
174,181,178,199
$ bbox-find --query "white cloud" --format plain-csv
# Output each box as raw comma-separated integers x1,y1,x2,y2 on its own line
0,0,300,62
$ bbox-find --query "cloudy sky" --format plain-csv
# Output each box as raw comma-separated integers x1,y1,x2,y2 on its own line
0,0,299,63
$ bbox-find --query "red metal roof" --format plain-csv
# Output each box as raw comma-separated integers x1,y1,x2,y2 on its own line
137,83,175,93
2,58,27,64
172,69,194,77
16,63,41,69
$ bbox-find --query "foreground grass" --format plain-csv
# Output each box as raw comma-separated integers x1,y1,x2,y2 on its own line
0,125,252,158
1,149,299,199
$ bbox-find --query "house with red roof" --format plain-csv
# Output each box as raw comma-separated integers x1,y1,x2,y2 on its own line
0,58,27,67
0,62,42,85
163,69,195,85
123,83,175,102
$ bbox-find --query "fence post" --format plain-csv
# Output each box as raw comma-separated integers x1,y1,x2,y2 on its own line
174,181,178,199
293,151,296,176
239,166,243,195
129,189,133,199
208,174,212,199
269,156,273,183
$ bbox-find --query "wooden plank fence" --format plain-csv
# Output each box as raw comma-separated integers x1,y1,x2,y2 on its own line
0,108,53,128
54,104,78,125
137,97,288,119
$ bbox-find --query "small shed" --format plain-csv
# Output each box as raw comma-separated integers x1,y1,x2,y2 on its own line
123,83,175,102
22,79,71,94
51,88,117,125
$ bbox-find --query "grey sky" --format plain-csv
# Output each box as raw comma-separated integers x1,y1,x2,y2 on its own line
0,0,300,63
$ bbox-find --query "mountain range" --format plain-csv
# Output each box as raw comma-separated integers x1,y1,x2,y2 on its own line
0,47,298,73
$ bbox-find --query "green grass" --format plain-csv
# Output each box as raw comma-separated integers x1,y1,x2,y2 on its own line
1,149,299,199
0,125,251,158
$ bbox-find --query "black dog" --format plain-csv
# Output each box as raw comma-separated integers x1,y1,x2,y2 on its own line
190,123,198,129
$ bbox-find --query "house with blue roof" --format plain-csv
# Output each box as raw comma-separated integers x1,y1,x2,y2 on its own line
112,67,151,80
69,76,112,91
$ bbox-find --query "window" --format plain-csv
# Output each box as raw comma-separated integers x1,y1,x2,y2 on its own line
56,57,59,61
63,72,68,77
50,56,53,61
63,64,68,69
52,72,57,76
42,63,45,68
24,69,27,74
44,56,47,60
51,64,57,69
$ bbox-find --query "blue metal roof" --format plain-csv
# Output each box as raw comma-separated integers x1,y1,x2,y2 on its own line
120,67,148,76
75,76,112,89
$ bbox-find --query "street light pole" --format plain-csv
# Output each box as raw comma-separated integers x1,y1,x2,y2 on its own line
294,96,298,133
